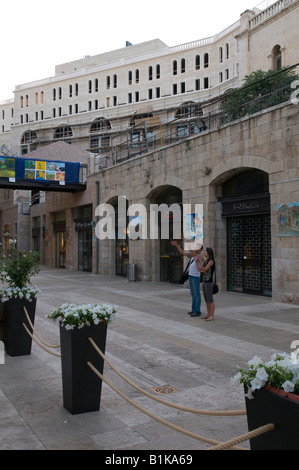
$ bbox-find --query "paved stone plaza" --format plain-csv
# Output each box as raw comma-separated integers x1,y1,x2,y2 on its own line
1,267,299,450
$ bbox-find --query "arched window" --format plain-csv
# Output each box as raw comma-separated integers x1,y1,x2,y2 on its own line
195,55,200,70
21,131,38,154
113,74,117,88
219,47,223,63
175,102,203,119
181,58,186,73
148,66,153,81
54,126,73,139
95,78,98,92
135,69,139,83
156,64,160,79
204,53,209,68
90,118,111,153
90,117,111,133
272,45,282,70
128,71,132,85
21,131,37,144
225,43,229,59
173,60,177,75
106,76,111,89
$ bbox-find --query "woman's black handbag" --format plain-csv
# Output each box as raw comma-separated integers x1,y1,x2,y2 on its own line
179,259,191,284
213,262,219,294
213,283,219,294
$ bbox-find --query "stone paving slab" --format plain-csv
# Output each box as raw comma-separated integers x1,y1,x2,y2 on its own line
1,267,299,451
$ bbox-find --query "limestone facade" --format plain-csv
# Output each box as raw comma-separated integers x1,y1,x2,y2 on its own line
0,0,298,156
41,100,299,304
0,0,298,304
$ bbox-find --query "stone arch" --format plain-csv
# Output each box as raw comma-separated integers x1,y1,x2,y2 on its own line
205,158,271,296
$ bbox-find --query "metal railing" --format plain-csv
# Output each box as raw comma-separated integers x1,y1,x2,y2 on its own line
96,68,298,169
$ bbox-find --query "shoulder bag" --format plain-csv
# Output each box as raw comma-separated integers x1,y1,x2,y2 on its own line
179,258,191,284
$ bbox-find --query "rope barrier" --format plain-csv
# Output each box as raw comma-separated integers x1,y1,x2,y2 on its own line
22,323,61,358
87,360,247,450
207,423,275,451
88,337,246,417
23,307,60,349
21,321,276,450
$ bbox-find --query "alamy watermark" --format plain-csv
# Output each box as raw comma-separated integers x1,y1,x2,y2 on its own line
95,197,203,249
291,79,299,105
0,341,4,364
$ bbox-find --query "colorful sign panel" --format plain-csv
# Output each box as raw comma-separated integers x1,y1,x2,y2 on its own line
0,157,15,179
277,203,299,236
185,212,204,241
24,160,66,182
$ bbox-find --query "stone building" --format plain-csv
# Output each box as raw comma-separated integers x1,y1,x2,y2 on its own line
0,0,298,304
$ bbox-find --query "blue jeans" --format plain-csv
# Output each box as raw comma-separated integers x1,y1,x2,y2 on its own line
188,275,201,314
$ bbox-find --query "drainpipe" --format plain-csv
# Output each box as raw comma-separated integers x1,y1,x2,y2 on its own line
95,181,100,274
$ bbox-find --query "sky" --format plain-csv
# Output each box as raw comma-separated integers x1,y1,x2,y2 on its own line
0,0,272,102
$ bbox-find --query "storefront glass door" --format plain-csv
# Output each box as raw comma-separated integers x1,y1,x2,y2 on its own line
78,230,92,272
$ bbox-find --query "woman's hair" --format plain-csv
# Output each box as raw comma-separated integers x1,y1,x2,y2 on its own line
206,247,214,260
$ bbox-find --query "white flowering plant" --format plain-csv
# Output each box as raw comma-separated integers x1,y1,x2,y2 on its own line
232,352,299,399
0,285,41,303
47,303,118,330
0,240,40,302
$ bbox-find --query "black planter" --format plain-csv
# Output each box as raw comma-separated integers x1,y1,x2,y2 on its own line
60,322,108,415
245,387,299,450
4,298,37,357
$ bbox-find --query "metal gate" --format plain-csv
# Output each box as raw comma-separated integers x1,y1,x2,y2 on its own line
227,215,272,296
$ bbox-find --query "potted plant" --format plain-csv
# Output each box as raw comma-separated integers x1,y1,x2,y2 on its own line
0,239,40,356
232,352,299,450
48,302,117,415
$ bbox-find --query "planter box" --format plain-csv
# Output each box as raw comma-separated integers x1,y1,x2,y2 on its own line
4,298,36,356
60,322,107,415
245,386,299,450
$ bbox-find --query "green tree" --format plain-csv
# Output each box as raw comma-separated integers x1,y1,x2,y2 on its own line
224,67,298,122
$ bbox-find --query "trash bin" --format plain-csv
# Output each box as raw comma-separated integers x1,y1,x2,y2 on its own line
128,264,137,282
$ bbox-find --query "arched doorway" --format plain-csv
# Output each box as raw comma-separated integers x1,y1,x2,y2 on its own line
219,169,272,296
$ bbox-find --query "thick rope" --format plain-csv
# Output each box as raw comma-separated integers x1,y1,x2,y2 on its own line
22,323,61,358
88,337,246,417
207,423,275,450
23,307,60,349
87,360,247,450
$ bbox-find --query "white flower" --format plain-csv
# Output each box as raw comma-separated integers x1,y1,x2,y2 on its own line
251,377,263,390
248,356,263,368
282,380,295,393
231,372,242,384
256,367,268,382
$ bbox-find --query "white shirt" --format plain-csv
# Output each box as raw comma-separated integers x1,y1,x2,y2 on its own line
188,257,201,278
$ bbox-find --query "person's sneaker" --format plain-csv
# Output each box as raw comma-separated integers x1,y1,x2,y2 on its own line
190,312,201,317
188,311,193,315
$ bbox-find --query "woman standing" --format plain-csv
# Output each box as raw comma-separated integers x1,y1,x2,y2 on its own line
171,241,202,317
195,247,216,321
